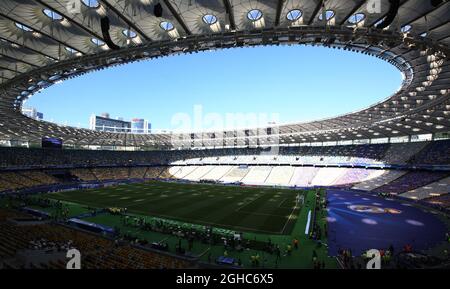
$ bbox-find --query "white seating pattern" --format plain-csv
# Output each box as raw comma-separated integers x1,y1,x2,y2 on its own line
352,170,405,191
240,166,273,185
311,168,347,186
184,166,214,181
201,166,234,180
220,167,250,182
289,167,320,186
265,166,295,185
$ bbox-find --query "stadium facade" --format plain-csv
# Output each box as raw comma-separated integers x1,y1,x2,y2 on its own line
0,0,449,270
0,0,447,149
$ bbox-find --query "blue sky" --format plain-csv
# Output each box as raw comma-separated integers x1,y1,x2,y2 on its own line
25,45,402,131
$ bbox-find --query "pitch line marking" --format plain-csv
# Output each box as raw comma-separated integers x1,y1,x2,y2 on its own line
235,193,268,212
280,203,299,235
278,198,287,208
48,182,304,235
129,208,280,235
234,210,289,217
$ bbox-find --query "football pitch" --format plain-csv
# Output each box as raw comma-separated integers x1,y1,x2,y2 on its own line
45,180,308,234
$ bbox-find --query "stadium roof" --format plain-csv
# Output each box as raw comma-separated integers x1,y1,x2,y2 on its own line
0,0,448,148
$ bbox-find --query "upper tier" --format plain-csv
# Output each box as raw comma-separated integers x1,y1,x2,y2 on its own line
0,0,448,148
1,139,449,169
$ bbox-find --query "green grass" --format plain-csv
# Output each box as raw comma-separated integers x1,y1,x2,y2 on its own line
45,181,305,235
23,181,337,268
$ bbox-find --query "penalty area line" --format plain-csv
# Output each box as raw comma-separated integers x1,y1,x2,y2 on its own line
279,203,298,235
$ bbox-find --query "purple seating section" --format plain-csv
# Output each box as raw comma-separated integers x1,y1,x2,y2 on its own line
426,194,450,208
407,140,450,165
373,171,449,195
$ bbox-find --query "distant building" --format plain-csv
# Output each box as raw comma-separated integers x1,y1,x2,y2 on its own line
36,112,44,120
131,118,152,134
89,114,131,133
90,113,151,134
22,107,44,121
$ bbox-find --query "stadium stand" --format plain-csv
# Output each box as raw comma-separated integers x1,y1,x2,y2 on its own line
280,144,389,161
399,176,450,200
220,166,250,183
2,172,41,188
265,166,295,186
0,172,48,191
201,166,234,181
382,142,428,165
289,167,320,187
311,168,347,186
352,170,405,191
0,141,449,195
144,167,164,179
159,168,177,179
373,171,450,195
19,171,59,186
240,166,273,185
173,166,198,179
332,168,369,186
0,209,192,269
129,167,148,179
1,140,449,169
0,180,11,192
71,169,97,181
426,194,450,208
0,174,25,191
0,0,448,270
184,166,214,181
407,140,450,165
91,168,129,181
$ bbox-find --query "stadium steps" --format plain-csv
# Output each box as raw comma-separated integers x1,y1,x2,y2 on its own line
382,142,428,164
287,168,296,185
405,141,432,164
201,165,234,181
142,167,150,179
156,167,165,178
351,170,406,191
331,168,363,186
159,167,179,179
289,167,320,187
90,168,100,182
127,167,132,179
219,166,250,182
173,166,198,179
17,172,44,185
197,166,216,180
399,176,450,200
183,166,214,181
142,166,151,179
426,194,450,208
262,167,274,184
240,166,273,185
144,167,165,179
129,167,148,179
372,171,449,195
311,168,347,186
0,173,25,189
